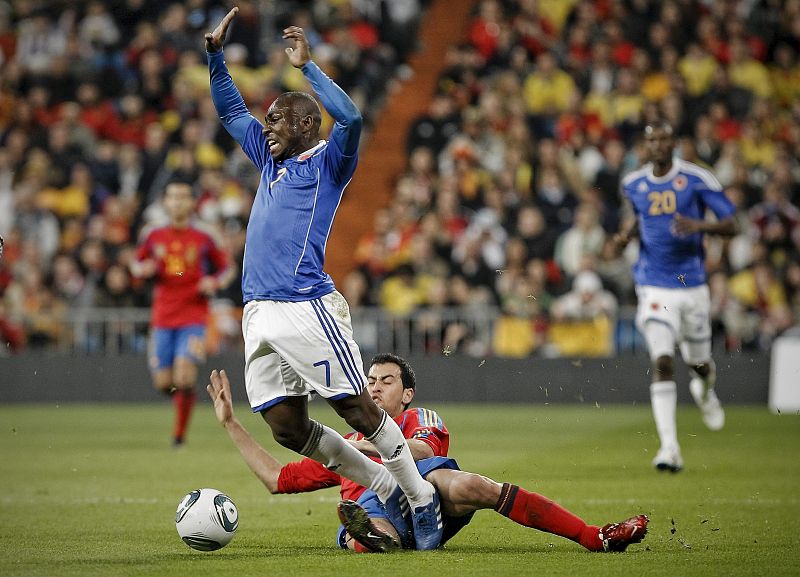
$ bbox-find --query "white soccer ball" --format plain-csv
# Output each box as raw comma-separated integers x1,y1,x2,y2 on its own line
175,488,238,551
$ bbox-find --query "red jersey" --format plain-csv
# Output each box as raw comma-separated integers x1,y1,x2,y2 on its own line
276,408,449,502
135,225,230,328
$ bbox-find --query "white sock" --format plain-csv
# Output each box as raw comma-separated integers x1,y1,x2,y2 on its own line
300,420,397,502
650,381,679,451
366,411,434,509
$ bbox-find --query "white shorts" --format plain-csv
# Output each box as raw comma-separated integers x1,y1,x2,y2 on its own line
242,291,367,412
635,284,712,364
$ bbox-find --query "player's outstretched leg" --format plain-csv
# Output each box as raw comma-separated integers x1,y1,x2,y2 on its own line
337,500,402,553
598,515,650,552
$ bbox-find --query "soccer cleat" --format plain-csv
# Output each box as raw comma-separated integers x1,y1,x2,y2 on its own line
337,500,402,553
690,378,725,431
599,514,649,552
652,446,683,472
410,490,443,550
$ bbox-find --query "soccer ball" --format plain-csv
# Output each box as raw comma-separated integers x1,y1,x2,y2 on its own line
175,488,238,551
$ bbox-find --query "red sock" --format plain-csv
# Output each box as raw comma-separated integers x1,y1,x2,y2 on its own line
173,389,197,442
495,483,603,551
352,541,374,554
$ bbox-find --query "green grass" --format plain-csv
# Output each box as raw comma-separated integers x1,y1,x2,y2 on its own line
1,402,798,577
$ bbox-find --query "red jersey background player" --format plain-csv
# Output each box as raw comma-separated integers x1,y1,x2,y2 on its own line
206,353,648,552
131,181,234,446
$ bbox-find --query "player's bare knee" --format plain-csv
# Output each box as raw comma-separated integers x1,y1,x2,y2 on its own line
459,473,499,508
691,361,711,378
270,427,307,452
654,356,673,381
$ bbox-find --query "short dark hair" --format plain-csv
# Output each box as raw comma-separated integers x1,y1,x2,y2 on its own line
165,179,196,196
280,92,322,132
369,353,416,390
644,120,674,136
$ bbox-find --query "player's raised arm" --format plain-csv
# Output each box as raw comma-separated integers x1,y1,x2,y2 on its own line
205,7,262,150
284,26,362,156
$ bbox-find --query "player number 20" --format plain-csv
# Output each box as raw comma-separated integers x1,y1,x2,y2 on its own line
647,190,677,215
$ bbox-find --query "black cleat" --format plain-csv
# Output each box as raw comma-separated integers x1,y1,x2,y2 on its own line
337,500,401,553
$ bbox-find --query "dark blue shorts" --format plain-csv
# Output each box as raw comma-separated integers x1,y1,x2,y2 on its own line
150,325,206,370
336,456,475,549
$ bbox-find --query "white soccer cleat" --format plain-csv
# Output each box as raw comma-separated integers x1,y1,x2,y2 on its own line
690,378,725,431
652,446,683,473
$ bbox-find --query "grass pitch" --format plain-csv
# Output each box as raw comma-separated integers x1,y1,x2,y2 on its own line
1,401,798,577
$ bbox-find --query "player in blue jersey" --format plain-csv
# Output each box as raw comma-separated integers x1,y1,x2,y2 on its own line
204,8,442,548
615,121,737,472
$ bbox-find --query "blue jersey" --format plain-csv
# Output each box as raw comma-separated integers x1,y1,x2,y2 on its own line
209,52,361,302
621,159,735,288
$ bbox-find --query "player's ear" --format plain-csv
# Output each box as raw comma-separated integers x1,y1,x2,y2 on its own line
402,387,414,407
300,114,315,134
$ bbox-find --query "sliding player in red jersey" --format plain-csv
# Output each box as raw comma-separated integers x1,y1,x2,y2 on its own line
206,353,648,552
132,181,234,446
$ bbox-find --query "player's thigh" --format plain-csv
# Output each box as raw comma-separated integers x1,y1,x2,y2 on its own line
678,285,712,365
245,347,308,412
173,325,206,387
149,327,175,389
269,293,368,400
242,302,309,412
428,469,501,515
635,286,679,361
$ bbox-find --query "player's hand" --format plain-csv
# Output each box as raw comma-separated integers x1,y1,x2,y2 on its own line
283,26,311,68
198,276,218,296
207,369,235,426
134,259,158,278
205,7,239,53
672,213,703,236
611,231,630,253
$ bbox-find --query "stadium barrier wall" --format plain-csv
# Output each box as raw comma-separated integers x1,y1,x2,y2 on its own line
2,353,769,405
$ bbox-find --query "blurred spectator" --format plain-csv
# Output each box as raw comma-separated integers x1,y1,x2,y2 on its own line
749,181,800,268
406,93,460,156
729,260,794,350
554,203,605,278
548,271,618,357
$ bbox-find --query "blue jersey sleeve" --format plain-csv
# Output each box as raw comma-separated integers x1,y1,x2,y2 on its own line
301,61,362,157
695,175,736,221
208,50,270,171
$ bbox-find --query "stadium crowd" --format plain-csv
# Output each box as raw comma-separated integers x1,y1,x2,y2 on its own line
0,0,798,358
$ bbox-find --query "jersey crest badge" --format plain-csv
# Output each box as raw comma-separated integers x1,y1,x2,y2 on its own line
637,181,648,193
673,175,687,191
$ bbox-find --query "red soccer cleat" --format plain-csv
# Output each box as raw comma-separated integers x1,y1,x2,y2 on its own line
599,514,649,552
337,500,402,553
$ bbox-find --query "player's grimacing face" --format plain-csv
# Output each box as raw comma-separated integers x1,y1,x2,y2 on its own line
264,98,301,162
367,363,412,418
